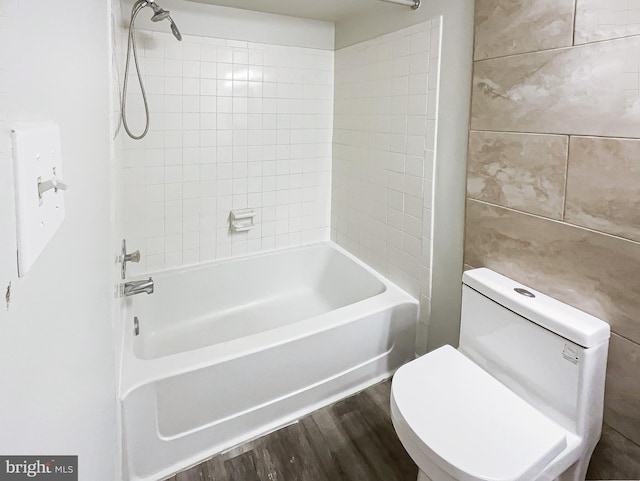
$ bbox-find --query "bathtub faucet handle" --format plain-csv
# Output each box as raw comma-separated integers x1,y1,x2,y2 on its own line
125,250,141,263
120,239,141,279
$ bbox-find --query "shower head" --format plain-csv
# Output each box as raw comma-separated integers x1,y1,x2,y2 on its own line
169,18,182,41
149,2,171,22
143,1,182,41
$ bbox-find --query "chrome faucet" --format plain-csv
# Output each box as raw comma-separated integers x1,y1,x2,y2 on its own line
123,277,154,297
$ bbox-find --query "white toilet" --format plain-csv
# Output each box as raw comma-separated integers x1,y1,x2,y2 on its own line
391,268,610,481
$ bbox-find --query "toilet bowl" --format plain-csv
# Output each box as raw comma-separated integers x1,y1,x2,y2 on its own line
391,269,610,481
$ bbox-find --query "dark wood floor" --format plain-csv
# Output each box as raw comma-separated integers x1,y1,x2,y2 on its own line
166,380,418,481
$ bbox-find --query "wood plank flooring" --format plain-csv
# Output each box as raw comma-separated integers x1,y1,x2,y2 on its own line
166,380,418,481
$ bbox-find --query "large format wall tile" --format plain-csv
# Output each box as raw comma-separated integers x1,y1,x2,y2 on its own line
566,136,640,242
587,423,640,479
467,0,640,471
471,36,640,137
576,0,640,45
464,200,640,345
604,333,640,446
474,0,574,60
467,131,567,219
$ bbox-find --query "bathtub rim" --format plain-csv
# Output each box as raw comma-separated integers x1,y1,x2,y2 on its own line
119,240,418,399
126,239,376,283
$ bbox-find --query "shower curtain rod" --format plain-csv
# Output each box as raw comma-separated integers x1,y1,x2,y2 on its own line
378,0,421,10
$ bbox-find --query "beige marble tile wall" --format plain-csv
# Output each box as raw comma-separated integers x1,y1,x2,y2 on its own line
467,1,640,478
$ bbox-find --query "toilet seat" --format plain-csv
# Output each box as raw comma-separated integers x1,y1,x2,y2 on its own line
391,346,569,481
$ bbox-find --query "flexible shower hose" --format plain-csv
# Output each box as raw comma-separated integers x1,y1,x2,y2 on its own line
121,0,151,140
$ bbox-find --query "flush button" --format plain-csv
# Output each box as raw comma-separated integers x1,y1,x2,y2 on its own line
514,287,535,298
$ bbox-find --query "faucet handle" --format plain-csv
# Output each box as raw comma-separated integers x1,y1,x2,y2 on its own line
120,239,141,279
125,250,141,263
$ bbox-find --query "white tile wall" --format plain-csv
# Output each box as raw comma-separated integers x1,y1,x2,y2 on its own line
331,19,441,353
116,30,334,274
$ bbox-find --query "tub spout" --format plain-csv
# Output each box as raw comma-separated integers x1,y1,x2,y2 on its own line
123,277,154,297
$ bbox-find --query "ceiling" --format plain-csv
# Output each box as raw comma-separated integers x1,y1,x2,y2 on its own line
184,0,404,23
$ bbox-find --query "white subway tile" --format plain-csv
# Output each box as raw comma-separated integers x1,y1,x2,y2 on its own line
183,60,200,78
183,78,200,96
165,251,183,268
146,254,165,271
165,199,183,218
182,42,201,61
331,20,439,305
164,41,182,60
122,30,335,271
165,218,182,236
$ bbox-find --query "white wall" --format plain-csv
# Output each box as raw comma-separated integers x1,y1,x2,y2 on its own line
110,2,127,478
115,4,334,274
336,1,475,351
0,1,116,480
122,0,334,50
331,19,440,355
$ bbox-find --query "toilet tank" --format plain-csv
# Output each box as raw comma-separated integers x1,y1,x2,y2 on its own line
458,269,610,436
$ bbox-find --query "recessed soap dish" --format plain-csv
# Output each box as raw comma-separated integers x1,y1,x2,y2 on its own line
230,209,256,233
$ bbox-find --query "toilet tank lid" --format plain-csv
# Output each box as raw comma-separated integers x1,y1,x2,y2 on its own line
462,269,610,348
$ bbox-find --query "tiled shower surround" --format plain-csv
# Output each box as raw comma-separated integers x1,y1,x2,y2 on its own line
332,20,441,352
118,31,333,274
467,0,640,477
117,17,443,352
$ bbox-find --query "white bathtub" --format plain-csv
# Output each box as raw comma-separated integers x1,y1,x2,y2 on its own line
120,241,418,481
